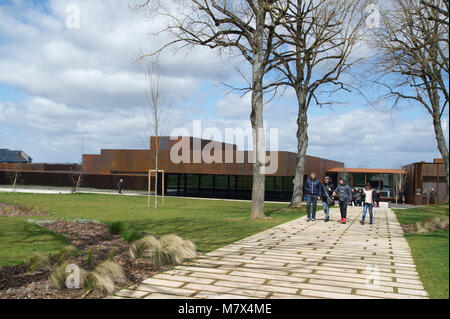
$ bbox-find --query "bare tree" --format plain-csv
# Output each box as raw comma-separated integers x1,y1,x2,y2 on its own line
68,140,85,193
393,163,408,204
373,0,449,198
267,0,368,207
144,61,169,209
421,0,449,26
5,164,21,192
136,0,286,219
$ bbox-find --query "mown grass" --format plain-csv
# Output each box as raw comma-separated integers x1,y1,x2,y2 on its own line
0,192,309,266
393,204,449,299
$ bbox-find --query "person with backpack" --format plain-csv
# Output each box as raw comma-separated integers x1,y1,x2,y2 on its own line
304,172,322,222
322,176,335,222
332,177,353,224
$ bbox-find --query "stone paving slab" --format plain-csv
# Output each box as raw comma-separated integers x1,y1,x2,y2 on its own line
113,207,428,299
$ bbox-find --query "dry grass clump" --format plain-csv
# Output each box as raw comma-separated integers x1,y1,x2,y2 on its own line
129,235,160,259
415,216,449,234
83,261,125,294
0,203,47,217
129,234,197,267
24,252,50,272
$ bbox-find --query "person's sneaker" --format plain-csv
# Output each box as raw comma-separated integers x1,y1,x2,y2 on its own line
342,218,346,224
324,218,328,222
307,218,311,222
360,221,364,225
338,218,343,223
312,218,316,221
369,221,373,225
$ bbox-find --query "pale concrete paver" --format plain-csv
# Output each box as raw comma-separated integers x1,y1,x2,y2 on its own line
113,207,428,299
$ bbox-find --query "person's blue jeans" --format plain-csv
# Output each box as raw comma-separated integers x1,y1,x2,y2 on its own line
362,203,374,224
323,201,330,220
306,195,318,220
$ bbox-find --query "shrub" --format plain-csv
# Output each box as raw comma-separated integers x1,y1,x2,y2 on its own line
121,229,144,243
155,235,197,267
24,252,50,272
86,247,96,269
107,221,128,235
49,245,77,265
108,247,118,261
129,235,160,259
415,216,449,234
129,234,197,267
83,261,125,295
49,262,70,289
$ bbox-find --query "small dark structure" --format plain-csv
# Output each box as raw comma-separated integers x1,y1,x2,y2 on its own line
0,149,32,163
403,158,447,205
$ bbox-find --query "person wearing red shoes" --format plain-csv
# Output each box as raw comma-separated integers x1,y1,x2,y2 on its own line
332,177,353,224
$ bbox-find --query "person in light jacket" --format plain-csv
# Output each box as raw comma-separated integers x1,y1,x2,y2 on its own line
361,183,376,225
332,177,352,224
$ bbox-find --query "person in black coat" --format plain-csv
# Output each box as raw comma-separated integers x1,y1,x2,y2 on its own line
118,179,124,194
321,176,334,222
304,172,322,222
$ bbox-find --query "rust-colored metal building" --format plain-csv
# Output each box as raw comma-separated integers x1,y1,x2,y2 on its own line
78,136,344,200
1,136,447,204
403,158,447,205
0,136,344,201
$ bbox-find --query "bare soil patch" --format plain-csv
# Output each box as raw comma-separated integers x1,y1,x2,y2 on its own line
0,220,168,299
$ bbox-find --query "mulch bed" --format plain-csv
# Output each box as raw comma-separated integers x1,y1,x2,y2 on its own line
0,220,168,299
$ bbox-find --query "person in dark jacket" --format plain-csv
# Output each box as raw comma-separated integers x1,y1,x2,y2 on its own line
118,179,124,194
375,190,381,207
304,172,322,222
429,188,437,205
322,176,334,222
332,177,352,224
351,188,356,206
354,189,363,206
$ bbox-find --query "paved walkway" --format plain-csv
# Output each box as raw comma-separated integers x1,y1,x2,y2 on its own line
111,207,428,299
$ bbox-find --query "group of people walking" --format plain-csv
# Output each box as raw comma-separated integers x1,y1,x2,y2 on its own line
304,173,380,225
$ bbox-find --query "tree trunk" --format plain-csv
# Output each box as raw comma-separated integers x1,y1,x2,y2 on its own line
250,5,266,219
433,114,449,200
290,93,308,208
155,136,159,209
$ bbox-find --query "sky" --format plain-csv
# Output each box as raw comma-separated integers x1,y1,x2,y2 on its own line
0,0,448,169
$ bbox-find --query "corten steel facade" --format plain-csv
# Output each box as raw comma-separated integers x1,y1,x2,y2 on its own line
2,137,446,204
79,136,344,201
0,136,344,201
403,158,447,205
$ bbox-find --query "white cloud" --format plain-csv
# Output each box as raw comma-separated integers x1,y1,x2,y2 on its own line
0,0,447,169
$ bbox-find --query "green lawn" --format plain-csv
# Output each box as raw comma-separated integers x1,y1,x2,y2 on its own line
393,204,449,299
0,192,307,266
